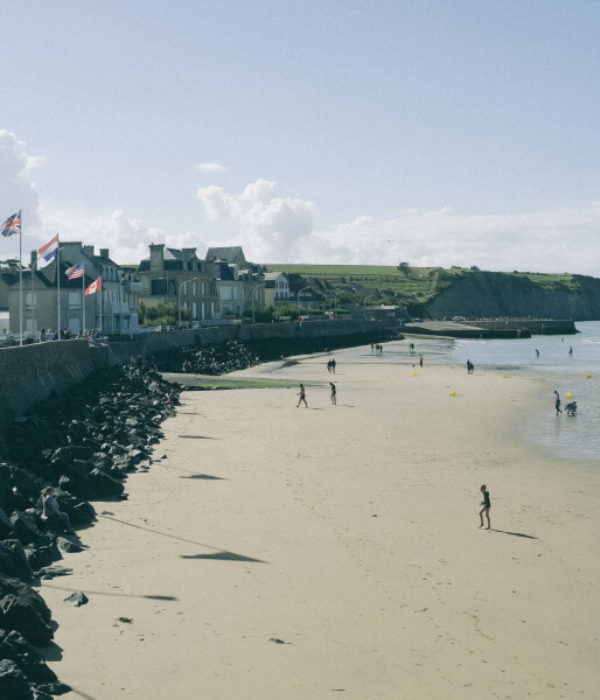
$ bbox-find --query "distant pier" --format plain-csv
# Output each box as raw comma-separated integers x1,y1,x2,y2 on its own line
403,318,577,339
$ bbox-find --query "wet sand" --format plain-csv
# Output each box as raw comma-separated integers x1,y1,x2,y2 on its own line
40,352,600,698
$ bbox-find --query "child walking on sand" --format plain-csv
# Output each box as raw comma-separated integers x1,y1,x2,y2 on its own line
479,485,491,529
296,383,307,408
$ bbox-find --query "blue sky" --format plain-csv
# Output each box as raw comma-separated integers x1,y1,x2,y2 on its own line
1,1,599,273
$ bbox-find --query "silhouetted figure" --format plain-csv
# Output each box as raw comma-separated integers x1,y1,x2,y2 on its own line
330,382,336,405
296,383,307,408
479,485,491,530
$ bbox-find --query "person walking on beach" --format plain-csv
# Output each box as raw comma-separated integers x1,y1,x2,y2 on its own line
330,382,336,405
419,354,423,367
479,485,491,529
466,359,474,374
554,390,562,415
296,383,307,408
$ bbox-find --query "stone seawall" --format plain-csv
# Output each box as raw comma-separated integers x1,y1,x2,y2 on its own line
0,320,386,427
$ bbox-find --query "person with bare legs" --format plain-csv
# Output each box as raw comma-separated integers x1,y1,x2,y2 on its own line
479,484,491,529
296,383,307,408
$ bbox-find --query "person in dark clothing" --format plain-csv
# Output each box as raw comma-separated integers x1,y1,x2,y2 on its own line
330,382,336,405
479,485,491,529
554,390,562,415
296,383,307,408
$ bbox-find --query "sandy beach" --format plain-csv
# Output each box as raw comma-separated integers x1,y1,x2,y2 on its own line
39,350,600,699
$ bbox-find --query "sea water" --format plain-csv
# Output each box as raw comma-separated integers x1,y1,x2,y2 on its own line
336,321,600,462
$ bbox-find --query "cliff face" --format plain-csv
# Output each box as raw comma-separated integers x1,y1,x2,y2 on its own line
425,272,600,320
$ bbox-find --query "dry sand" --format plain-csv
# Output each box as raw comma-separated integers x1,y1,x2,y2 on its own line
39,350,600,699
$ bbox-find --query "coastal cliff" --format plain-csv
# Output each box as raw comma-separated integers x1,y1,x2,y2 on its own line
424,271,600,320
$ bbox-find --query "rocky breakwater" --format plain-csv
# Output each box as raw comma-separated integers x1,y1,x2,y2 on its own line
0,362,179,698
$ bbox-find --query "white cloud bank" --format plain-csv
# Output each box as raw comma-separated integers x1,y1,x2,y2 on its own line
196,178,600,275
0,129,41,231
2,129,599,275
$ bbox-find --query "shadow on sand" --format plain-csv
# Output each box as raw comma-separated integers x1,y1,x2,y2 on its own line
41,582,178,602
181,551,265,563
177,435,216,439
100,514,263,560
179,473,225,480
491,529,539,539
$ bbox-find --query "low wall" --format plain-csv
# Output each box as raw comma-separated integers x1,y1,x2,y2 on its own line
0,320,387,427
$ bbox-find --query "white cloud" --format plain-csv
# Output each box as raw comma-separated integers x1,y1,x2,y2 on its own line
195,162,227,173
196,177,600,275
0,129,41,231
197,178,316,262
39,207,205,264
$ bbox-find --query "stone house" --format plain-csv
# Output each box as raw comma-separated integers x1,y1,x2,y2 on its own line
137,244,218,323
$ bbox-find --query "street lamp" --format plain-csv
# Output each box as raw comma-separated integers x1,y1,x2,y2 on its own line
248,283,264,324
363,294,373,319
297,286,312,311
178,277,202,328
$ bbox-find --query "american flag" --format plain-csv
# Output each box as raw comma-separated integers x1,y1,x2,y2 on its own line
1,210,21,237
65,263,84,279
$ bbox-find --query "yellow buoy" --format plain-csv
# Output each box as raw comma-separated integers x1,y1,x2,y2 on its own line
565,392,572,399
586,373,591,379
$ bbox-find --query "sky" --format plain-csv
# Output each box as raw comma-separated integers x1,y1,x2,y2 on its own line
1,0,599,274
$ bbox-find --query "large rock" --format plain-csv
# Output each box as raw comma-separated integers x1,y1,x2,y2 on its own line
0,540,33,580
81,468,124,498
9,512,39,547
0,629,57,684
0,658,31,700
0,594,53,645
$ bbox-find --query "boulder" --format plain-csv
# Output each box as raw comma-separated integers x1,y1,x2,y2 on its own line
0,594,53,645
9,512,39,547
0,540,33,580
81,469,124,498
0,630,57,684
0,658,32,700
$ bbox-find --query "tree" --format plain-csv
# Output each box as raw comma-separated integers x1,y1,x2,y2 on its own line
397,262,411,277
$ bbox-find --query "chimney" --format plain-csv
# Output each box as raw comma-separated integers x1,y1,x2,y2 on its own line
150,243,165,272
30,250,38,269
99,248,109,259
83,245,94,257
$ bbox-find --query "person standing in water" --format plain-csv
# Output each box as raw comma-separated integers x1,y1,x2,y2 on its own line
554,390,562,415
296,383,307,408
479,485,491,529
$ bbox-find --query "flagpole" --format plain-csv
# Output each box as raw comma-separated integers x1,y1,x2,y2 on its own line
19,212,23,345
31,251,36,340
57,241,61,338
82,266,86,333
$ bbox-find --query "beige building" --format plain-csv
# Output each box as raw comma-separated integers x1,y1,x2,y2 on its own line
263,272,290,307
7,244,139,337
137,244,218,323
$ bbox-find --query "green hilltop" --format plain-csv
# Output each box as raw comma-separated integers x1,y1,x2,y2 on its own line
265,263,580,315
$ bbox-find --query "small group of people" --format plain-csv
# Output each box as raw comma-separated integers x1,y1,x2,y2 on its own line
40,327,103,342
326,358,337,373
371,343,384,354
296,382,337,407
554,390,578,416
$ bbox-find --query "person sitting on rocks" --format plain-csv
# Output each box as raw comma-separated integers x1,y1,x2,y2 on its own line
41,487,73,534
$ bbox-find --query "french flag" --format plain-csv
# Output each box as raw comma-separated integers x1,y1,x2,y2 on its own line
37,234,59,263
